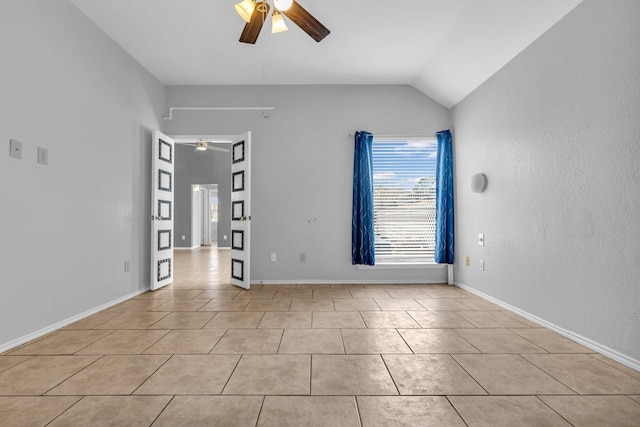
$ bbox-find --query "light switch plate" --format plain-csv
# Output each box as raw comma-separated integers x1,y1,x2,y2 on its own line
478,233,484,246
10,139,22,159
37,147,48,165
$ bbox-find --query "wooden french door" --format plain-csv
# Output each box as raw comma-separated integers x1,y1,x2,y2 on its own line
230,132,251,289
151,130,174,290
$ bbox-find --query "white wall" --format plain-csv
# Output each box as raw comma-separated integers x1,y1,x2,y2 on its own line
452,0,640,364
164,85,451,283
0,0,165,349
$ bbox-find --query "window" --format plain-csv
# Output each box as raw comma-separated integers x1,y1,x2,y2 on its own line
210,195,219,222
372,137,437,264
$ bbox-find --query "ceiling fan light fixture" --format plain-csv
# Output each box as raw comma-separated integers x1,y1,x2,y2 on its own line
235,0,255,23
196,141,208,151
271,10,288,33
274,0,294,12
237,0,329,44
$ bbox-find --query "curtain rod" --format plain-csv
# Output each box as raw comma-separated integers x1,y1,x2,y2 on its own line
347,133,436,139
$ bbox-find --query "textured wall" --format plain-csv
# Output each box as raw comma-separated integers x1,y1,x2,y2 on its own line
0,0,165,348
164,85,451,283
452,0,640,363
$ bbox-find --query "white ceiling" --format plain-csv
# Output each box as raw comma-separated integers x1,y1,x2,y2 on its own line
69,0,582,108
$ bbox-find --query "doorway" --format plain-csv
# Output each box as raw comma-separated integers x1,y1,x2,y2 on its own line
191,184,219,247
167,133,252,288
171,135,234,250
162,132,251,289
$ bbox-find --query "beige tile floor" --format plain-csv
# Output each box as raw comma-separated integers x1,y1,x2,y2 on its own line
2,247,640,426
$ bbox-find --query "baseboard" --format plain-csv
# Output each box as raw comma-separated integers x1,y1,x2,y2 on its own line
252,279,447,285
0,289,147,354
455,282,640,372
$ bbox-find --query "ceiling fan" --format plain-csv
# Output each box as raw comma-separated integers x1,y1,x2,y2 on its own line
235,0,330,44
175,140,231,153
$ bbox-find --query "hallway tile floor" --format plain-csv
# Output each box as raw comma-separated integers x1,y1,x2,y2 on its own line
1,247,640,425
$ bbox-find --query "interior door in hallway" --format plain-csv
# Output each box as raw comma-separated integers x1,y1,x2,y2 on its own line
230,132,251,289
151,130,175,290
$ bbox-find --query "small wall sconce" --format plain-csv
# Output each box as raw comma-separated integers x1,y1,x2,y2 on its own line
470,173,487,193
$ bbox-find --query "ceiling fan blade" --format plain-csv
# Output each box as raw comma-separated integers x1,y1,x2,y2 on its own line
239,2,270,44
282,1,330,42
206,145,230,153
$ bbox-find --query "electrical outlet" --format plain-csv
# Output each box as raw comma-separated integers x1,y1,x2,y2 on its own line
299,252,306,263
271,253,277,262
480,259,485,271
465,256,470,266
478,233,484,246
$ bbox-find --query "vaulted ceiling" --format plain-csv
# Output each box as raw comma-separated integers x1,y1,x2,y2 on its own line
69,0,583,108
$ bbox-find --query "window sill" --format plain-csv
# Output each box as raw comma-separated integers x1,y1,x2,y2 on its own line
356,263,445,270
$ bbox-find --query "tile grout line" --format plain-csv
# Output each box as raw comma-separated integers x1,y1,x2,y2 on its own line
217,354,243,395
447,353,490,396
353,395,365,427
444,395,470,427
379,354,402,396
450,329,483,354
129,354,173,395
309,354,314,395
138,330,173,354
395,326,416,354
42,395,85,427
148,395,177,426
253,395,267,427
534,395,576,426
40,354,106,396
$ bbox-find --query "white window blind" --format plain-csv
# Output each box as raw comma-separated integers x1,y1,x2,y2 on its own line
372,138,437,264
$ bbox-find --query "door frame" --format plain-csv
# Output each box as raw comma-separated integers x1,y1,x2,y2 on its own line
191,185,202,248
200,184,218,246
168,133,250,284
